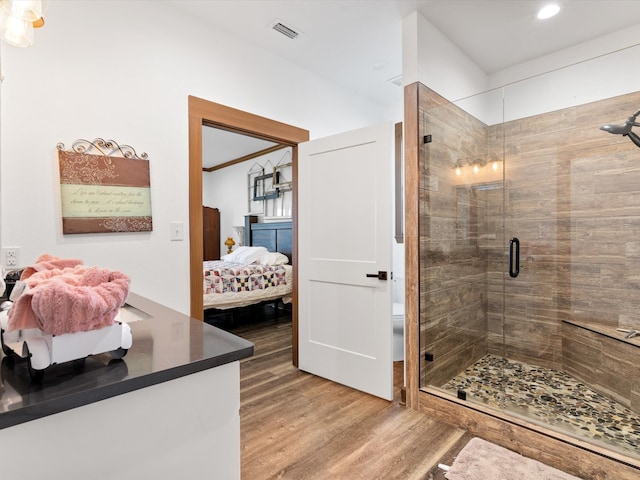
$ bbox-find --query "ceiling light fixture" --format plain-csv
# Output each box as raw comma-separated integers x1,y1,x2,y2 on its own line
0,0,46,47
537,3,561,20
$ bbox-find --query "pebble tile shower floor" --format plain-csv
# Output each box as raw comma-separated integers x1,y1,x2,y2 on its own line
441,354,640,456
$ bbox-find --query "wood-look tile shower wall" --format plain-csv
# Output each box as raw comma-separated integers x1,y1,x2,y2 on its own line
420,84,640,389
499,91,640,369
419,85,493,387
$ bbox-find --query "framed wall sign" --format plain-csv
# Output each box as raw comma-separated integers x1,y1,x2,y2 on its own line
57,138,153,234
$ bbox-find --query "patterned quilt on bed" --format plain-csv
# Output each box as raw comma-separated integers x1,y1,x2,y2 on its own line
203,260,289,294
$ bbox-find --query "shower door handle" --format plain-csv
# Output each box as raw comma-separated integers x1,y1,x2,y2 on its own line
509,237,520,278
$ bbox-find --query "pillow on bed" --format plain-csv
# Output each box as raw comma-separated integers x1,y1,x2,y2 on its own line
257,252,290,266
221,246,268,264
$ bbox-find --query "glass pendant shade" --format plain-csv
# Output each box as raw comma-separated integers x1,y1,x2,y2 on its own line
0,10,33,47
1,0,42,22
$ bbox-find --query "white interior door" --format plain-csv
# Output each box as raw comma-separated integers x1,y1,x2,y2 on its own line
298,122,393,400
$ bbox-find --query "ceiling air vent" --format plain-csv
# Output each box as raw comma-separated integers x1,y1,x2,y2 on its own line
271,20,299,39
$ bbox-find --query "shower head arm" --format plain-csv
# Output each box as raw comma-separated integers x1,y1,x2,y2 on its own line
626,109,640,124
627,130,640,148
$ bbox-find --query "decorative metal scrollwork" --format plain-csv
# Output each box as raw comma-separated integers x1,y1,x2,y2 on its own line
57,138,148,160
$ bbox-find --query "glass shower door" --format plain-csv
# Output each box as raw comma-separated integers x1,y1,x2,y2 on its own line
418,84,507,413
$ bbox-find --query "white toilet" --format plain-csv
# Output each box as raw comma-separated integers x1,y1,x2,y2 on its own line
392,274,405,362
392,301,405,361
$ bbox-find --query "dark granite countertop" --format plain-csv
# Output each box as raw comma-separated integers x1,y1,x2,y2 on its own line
0,292,254,430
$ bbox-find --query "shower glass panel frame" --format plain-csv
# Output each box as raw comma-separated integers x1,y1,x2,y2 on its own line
418,49,640,462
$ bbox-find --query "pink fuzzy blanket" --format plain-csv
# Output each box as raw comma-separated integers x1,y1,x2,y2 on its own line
7,255,130,336
20,253,84,280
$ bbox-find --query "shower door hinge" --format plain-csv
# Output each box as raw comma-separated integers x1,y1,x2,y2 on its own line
423,134,432,144
424,352,434,362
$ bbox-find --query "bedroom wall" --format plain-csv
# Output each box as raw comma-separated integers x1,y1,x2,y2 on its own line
0,1,393,313
203,147,293,258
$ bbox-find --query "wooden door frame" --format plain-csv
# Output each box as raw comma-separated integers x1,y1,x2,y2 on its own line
188,95,309,365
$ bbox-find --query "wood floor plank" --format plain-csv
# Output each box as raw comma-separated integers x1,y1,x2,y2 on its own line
231,315,467,479
229,307,622,479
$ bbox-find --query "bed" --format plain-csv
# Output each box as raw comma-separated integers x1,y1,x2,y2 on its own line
203,215,293,310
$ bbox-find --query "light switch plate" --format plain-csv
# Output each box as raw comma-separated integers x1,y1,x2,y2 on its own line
170,222,183,241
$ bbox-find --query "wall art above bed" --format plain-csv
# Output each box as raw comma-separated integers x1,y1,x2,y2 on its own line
57,138,153,234
246,149,292,219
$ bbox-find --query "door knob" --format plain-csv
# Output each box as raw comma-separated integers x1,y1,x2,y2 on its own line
366,271,388,280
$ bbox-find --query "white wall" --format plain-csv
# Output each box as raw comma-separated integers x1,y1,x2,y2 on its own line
501,43,640,123
403,11,640,125
489,24,640,91
0,1,390,313
402,12,489,104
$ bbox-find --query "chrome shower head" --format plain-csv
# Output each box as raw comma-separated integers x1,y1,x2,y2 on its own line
600,123,633,135
600,108,640,148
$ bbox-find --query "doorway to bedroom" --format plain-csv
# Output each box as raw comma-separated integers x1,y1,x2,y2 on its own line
188,96,309,365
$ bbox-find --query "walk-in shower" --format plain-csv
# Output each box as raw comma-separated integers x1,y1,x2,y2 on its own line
418,75,640,463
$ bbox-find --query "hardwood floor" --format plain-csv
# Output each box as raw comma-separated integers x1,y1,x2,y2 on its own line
229,313,471,480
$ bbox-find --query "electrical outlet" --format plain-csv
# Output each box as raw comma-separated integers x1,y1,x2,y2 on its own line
2,247,20,269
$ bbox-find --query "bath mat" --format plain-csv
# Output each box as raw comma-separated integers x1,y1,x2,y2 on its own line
444,438,583,480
